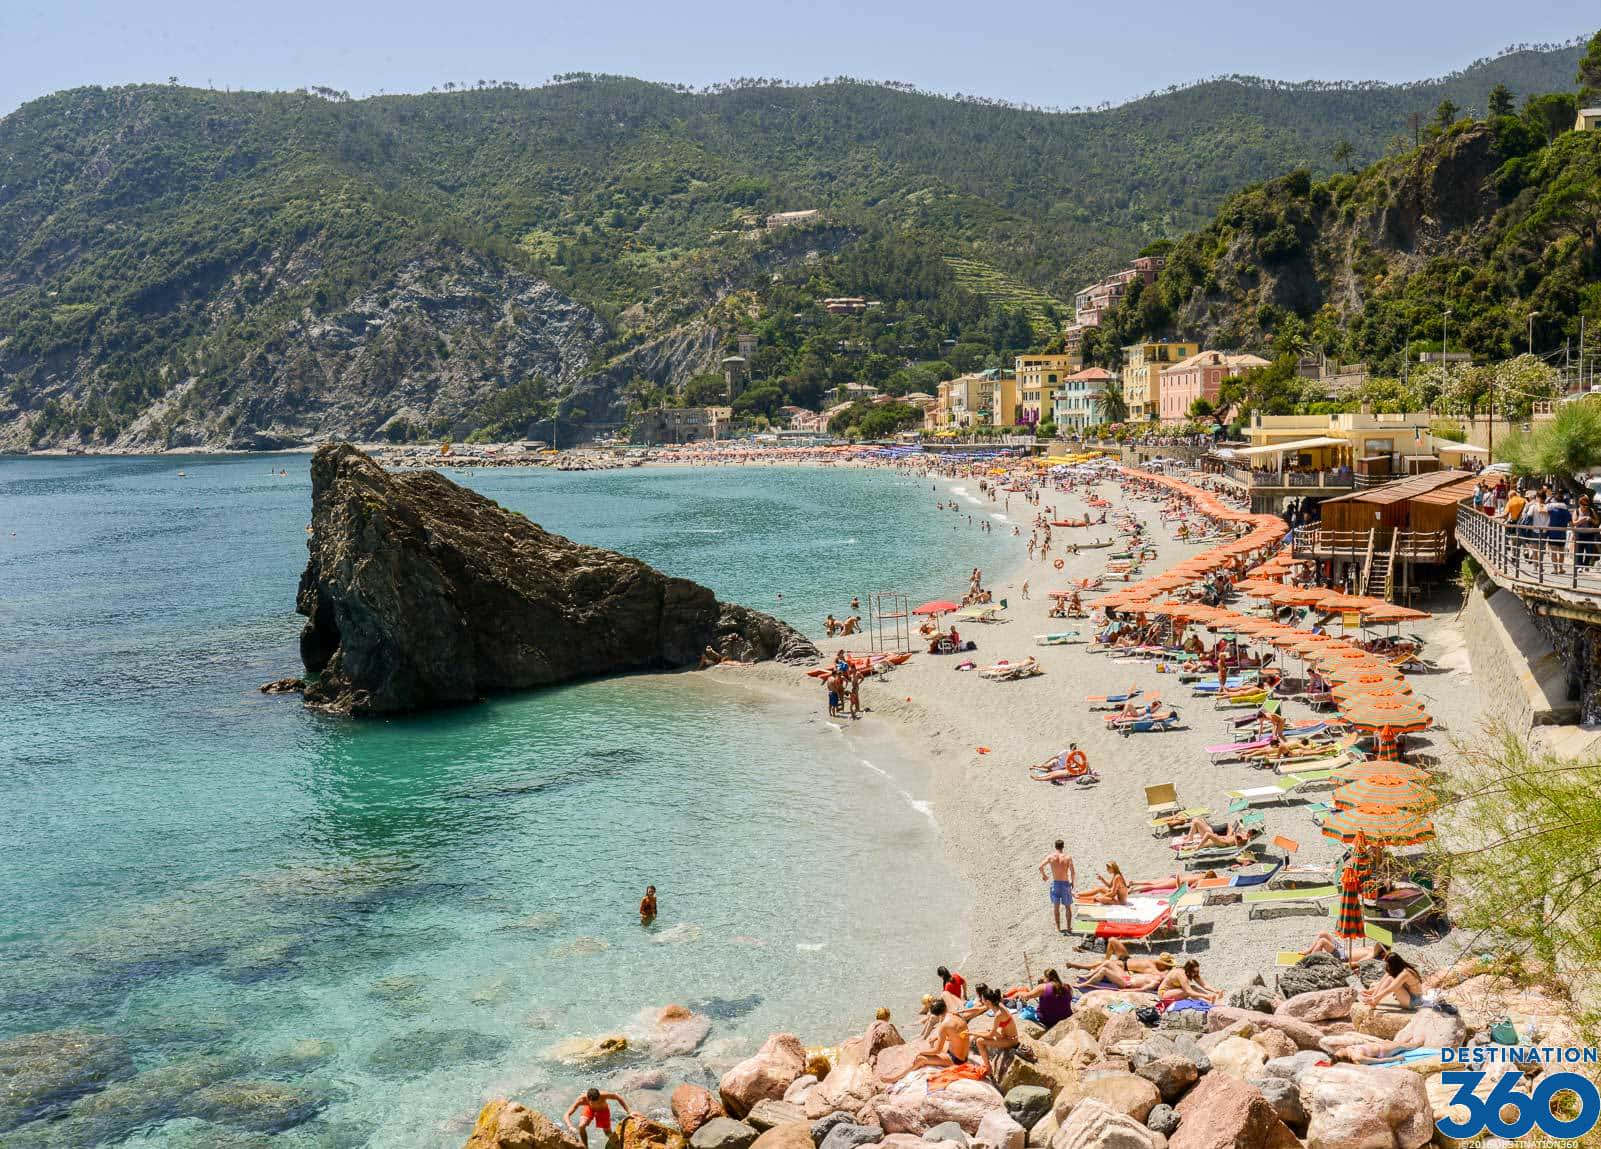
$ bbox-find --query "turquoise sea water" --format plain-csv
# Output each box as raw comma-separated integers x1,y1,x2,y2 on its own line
0,457,1023,1149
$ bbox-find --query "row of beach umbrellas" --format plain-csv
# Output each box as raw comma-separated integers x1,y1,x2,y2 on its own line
1089,470,1437,850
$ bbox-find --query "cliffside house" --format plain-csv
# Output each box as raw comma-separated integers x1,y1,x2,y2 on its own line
1578,107,1601,132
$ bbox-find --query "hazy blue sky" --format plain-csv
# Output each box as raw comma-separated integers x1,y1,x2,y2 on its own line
2,1,1591,116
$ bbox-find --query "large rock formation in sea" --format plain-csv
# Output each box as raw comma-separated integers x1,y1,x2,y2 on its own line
295,444,818,715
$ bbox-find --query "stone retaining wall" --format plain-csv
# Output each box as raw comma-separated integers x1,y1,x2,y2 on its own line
1460,576,1579,732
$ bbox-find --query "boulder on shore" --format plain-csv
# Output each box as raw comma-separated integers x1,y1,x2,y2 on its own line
1298,1064,1433,1149
464,1100,583,1149
719,1035,809,1119
295,444,817,715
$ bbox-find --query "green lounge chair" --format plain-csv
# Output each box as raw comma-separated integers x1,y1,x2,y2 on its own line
1245,884,1338,920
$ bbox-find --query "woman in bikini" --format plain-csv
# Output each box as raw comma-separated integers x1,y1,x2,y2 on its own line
1361,952,1424,1010
1079,861,1129,905
963,986,1019,1077
1156,959,1222,1003
1301,932,1387,965
1175,817,1253,851
1073,952,1172,991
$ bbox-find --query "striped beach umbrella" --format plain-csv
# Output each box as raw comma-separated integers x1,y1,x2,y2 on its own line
1336,861,1367,949
1321,803,1435,847
1333,760,1432,784
1330,680,1413,705
1333,775,1434,811
1320,660,1403,684
1338,696,1431,733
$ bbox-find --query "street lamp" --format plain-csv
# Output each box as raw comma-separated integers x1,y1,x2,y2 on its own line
1442,307,1452,364
1528,310,1540,357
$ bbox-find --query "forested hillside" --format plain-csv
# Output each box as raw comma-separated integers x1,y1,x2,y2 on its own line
0,40,1586,449
1086,81,1601,377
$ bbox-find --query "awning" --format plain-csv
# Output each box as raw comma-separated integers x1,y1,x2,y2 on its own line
1432,437,1489,455
1235,436,1347,458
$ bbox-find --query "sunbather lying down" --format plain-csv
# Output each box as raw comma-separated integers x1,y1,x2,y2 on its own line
1299,931,1387,966
1175,817,1254,850
1072,953,1169,991
1127,869,1220,893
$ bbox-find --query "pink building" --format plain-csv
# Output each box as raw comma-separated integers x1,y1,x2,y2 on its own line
1158,351,1271,424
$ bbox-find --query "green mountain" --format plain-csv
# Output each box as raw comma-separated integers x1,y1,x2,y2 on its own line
0,40,1587,450
1084,90,1601,379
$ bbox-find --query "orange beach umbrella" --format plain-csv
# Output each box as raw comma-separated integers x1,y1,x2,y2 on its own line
1337,695,1432,732
1321,803,1435,847
1333,775,1435,811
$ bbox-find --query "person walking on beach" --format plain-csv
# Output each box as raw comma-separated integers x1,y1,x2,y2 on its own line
1039,839,1076,932
565,1088,630,1147
1020,580,1029,600
825,670,844,718
848,670,862,719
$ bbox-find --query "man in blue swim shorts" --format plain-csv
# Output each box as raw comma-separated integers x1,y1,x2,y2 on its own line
1039,838,1077,933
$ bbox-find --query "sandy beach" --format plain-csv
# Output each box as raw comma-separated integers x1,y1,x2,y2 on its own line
726,468,1484,994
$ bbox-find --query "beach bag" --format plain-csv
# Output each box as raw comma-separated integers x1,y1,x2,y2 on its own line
1489,1018,1519,1045
1135,1006,1160,1026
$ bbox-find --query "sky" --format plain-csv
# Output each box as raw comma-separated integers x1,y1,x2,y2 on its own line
1,1,1592,117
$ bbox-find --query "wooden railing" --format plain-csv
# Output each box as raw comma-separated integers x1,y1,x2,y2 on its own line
1457,505,1601,596
1222,466,1356,489
1292,527,1451,563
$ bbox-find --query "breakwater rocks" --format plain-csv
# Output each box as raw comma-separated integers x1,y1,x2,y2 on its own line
294,444,817,715
465,964,1581,1149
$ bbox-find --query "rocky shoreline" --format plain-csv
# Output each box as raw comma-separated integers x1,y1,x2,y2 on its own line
464,960,1581,1149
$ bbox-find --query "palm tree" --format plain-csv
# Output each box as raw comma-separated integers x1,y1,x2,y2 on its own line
1098,381,1129,425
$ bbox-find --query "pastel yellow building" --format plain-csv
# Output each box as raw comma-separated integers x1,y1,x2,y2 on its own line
1014,353,1079,427
1121,342,1198,421
932,372,1018,429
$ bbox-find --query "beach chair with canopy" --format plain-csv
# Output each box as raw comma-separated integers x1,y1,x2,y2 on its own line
1146,784,1211,835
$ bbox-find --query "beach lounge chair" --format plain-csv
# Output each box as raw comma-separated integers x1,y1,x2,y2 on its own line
1072,885,1193,948
1215,689,1271,710
1362,886,1439,933
1085,687,1141,710
1034,631,1083,646
1245,884,1339,920
1118,709,1182,735
1191,673,1260,694
1144,783,1183,820
1262,835,1343,889
1173,837,1259,865
1145,783,1209,834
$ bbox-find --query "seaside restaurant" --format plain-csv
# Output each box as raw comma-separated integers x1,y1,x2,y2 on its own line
1214,411,1487,511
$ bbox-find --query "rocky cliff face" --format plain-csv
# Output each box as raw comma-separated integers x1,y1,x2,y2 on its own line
295,444,817,715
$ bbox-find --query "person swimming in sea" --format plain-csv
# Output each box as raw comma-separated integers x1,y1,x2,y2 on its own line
639,885,657,924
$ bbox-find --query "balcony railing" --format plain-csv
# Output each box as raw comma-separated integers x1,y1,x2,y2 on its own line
1221,465,1355,489
1457,504,1601,597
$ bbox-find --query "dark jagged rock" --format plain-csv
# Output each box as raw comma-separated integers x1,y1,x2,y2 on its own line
295,444,818,715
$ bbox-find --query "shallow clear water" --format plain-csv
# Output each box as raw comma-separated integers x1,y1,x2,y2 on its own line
0,457,1022,1148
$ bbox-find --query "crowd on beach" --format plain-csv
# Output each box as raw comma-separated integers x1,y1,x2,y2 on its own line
469,445,1583,1149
